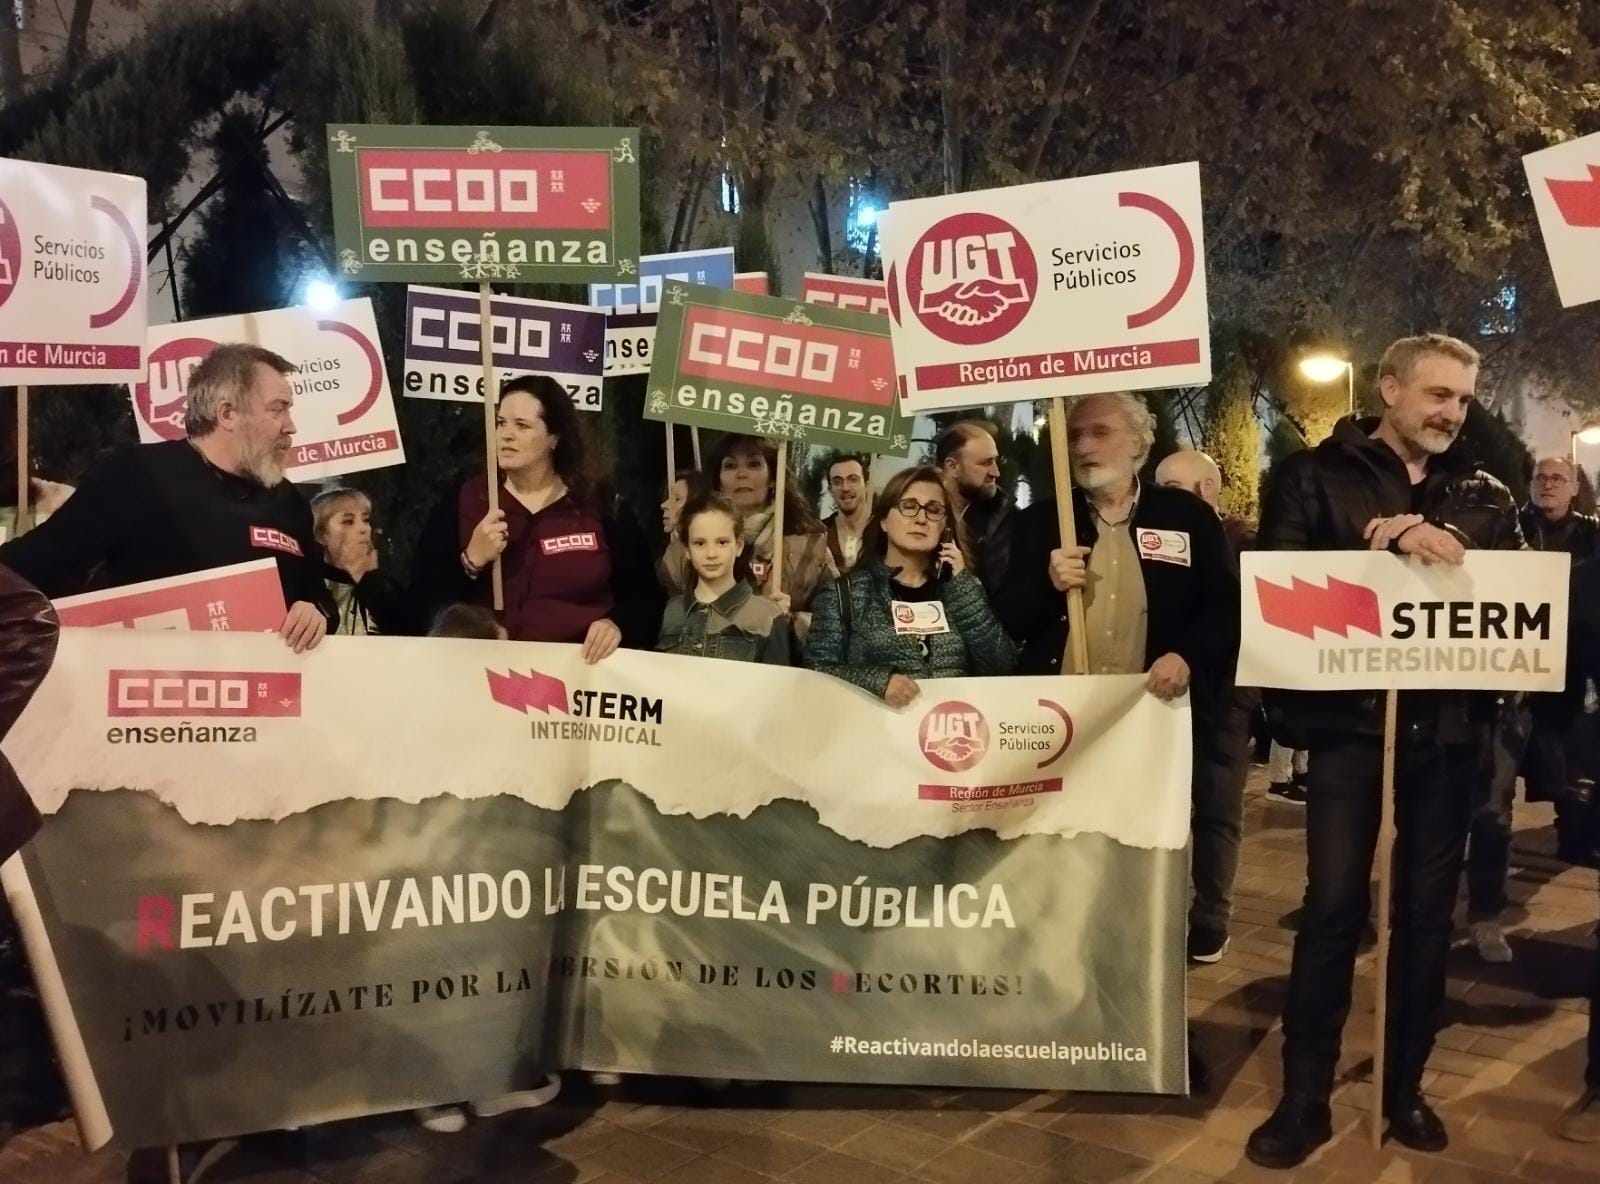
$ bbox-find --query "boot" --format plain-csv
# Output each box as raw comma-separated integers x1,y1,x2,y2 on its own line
1246,1093,1333,1169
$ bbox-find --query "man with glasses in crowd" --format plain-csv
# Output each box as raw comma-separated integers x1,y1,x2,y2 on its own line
1466,455,1600,966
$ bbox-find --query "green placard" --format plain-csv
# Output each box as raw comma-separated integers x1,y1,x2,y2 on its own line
327,124,641,284
644,283,911,456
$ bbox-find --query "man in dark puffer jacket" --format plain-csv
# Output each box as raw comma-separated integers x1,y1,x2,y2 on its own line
1247,334,1524,1169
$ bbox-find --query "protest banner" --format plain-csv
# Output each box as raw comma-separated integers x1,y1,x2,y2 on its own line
4,631,1190,1150
644,282,911,456
733,272,770,295
1238,548,1568,1144
878,162,1210,413
0,158,147,385
1524,130,1600,308
402,285,606,411
588,247,736,377
128,299,405,482
326,125,641,285
801,272,890,316
51,561,287,632
1238,551,1568,692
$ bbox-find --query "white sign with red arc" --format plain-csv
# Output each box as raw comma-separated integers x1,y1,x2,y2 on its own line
1523,130,1600,309
878,162,1211,412
129,298,406,482
0,158,147,384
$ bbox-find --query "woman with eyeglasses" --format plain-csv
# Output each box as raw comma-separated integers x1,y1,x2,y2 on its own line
805,465,1015,705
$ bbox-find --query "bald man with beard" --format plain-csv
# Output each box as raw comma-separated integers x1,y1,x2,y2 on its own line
1154,449,1255,965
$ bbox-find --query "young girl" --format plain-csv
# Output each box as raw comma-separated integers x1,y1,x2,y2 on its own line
659,491,792,665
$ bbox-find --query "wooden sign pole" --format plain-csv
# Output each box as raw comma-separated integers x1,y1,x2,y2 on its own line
1370,687,1399,1149
478,283,504,612
665,423,678,512
14,386,27,538
770,441,788,594
1045,397,1089,674
690,425,703,471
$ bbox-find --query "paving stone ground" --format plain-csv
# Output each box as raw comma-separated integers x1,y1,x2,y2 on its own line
1,768,1594,1183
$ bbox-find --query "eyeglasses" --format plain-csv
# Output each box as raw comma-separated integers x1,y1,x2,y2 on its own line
894,498,947,521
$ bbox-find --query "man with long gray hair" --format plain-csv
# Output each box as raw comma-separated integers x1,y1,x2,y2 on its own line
0,343,332,651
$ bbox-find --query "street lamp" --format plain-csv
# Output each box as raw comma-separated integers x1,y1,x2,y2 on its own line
1569,424,1600,467
1299,353,1355,415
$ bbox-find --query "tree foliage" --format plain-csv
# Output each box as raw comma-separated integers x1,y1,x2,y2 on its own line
1201,344,1262,523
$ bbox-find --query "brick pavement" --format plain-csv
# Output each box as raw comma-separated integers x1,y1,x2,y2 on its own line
0,772,1593,1183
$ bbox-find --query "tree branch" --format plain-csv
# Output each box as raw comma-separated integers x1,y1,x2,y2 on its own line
1022,0,1109,180
55,0,94,85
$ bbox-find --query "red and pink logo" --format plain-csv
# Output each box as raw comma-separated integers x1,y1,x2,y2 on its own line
107,670,301,717
133,336,217,440
249,526,304,557
541,532,599,555
487,668,569,715
901,213,1036,345
1255,575,1381,640
918,700,989,772
1548,164,1600,229
0,197,20,313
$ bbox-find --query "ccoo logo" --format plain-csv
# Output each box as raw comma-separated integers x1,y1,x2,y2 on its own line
918,700,989,773
900,212,1037,345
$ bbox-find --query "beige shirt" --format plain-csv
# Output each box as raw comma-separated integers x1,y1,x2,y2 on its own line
1082,510,1148,675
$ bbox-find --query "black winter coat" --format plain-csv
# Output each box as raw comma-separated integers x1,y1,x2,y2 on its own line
995,483,1240,711
1257,417,1523,744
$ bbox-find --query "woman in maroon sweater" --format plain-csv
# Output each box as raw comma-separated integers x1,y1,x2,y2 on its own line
413,377,660,656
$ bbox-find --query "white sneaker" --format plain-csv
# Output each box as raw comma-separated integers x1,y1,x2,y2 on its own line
1471,920,1513,964
471,1075,562,1116
415,1105,468,1133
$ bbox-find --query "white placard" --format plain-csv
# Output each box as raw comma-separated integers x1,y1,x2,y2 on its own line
1524,130,1600,308
880,163,1210,412
0,158,147,384
1239,551,1568,692
128,298,405,482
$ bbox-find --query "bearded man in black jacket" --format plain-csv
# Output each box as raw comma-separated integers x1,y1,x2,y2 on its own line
0,344,333,652
1247,334,1524,1168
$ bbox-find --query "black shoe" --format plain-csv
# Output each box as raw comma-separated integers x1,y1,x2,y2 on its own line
1267,781,1309,805
1385,1095,1447,1152
1187,926,1229,963
1246,1094,1333,1169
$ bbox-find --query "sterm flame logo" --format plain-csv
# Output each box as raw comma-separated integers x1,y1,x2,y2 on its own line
486,669,569,715
1547,164,1600,229
1255,576,1382,640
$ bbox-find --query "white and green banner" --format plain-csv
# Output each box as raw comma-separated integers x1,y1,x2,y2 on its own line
3,632,1190,1150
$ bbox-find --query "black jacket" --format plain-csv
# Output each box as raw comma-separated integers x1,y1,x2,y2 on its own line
995,483,1240,706
1257,417,1523,743
0,440,333,622
0,565,56,863
1518,504,1600,562
962,487,1014,597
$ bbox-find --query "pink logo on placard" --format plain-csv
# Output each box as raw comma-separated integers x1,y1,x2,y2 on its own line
906,213,1037,345
918,700,989,773
133,337,218,440
0,198,20,312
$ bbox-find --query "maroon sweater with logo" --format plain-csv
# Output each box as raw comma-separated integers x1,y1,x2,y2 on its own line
413,476,661,646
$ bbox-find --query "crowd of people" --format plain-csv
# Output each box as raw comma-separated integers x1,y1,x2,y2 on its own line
0,332,1596,1168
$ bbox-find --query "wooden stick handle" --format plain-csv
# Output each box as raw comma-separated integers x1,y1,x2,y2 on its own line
1371,687,1399,1149
770,441,788,594
14,385,27,539
1045,397,1089,674
478,283,504,613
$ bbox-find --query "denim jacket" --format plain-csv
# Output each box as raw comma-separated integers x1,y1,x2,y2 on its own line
657,581,793,665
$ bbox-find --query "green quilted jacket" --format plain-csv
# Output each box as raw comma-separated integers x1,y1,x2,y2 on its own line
803,561,1016,699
